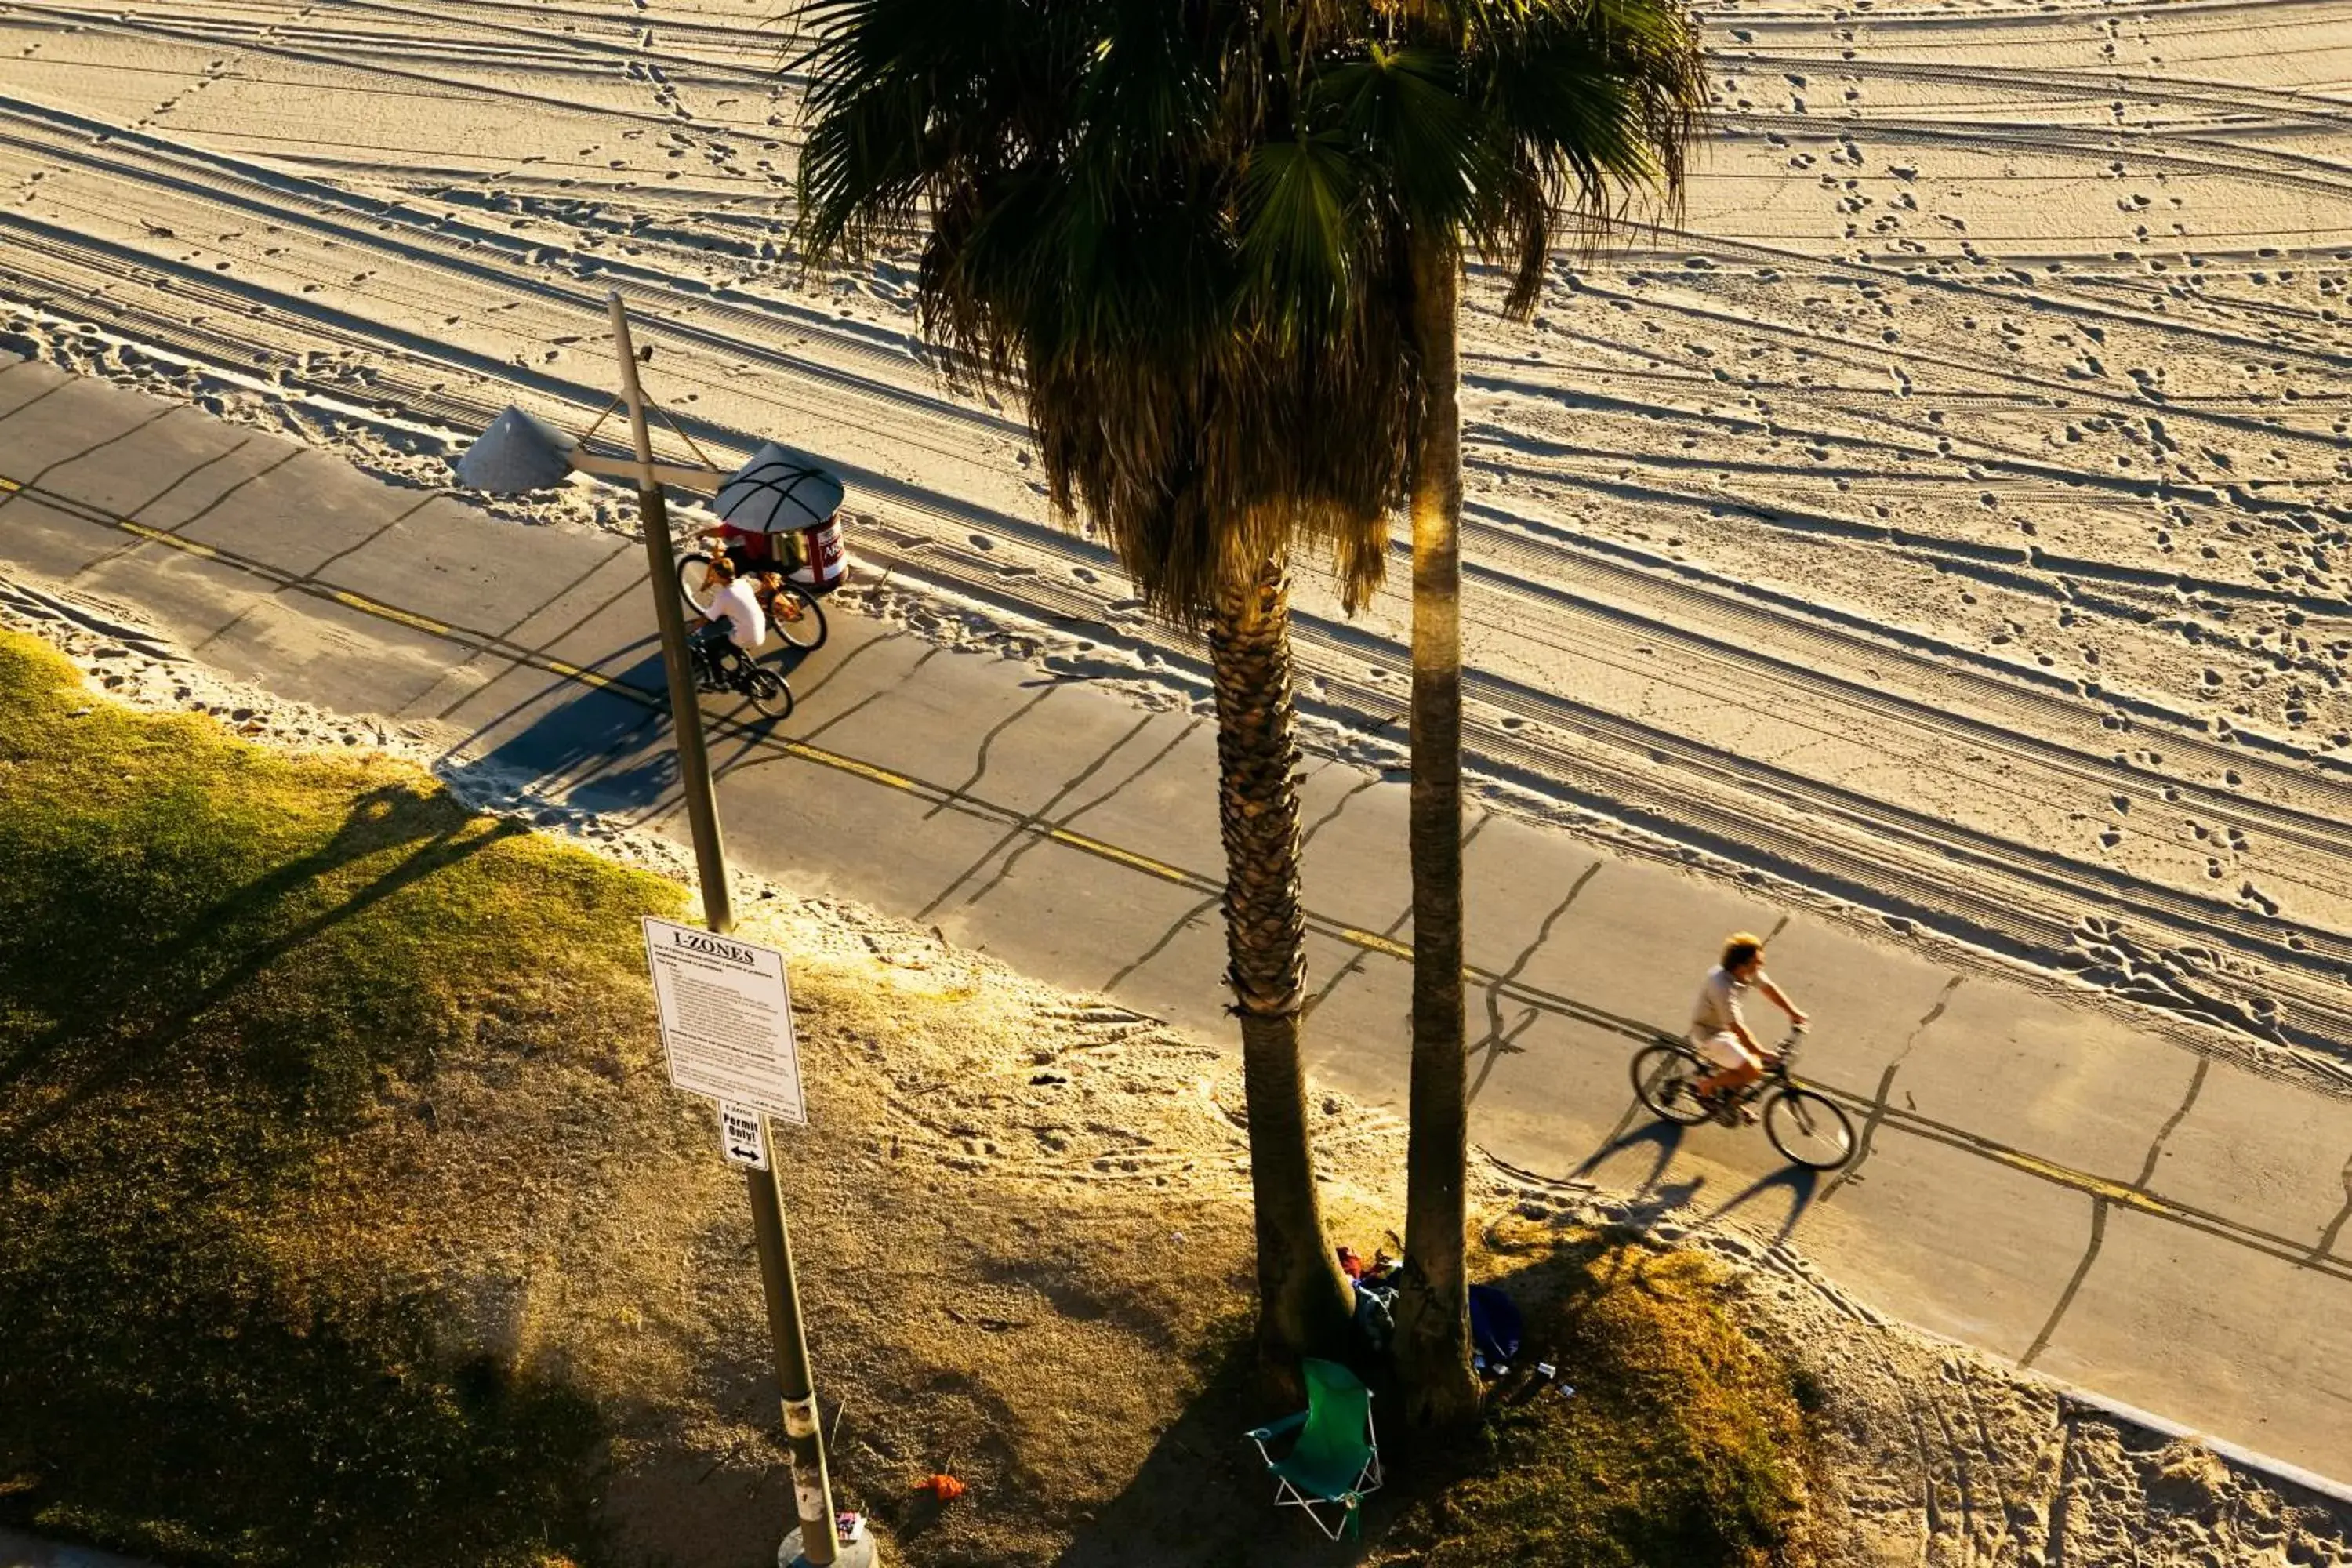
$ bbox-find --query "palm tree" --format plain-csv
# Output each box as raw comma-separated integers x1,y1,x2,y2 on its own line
1257,4,1708,1425
790,0,1418,1372
789,0,1701,1410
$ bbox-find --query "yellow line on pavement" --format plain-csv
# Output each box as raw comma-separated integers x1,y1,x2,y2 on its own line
117,519,217,558
1838,1090,2201,1224
1974,1144,2172,1217
784,741,919,794
328,589,449,637
1047,827,1197,887
1339,927,1414,960
0,477,19,493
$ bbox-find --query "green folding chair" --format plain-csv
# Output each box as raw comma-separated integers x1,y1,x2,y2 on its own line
1245,1357,1383,1540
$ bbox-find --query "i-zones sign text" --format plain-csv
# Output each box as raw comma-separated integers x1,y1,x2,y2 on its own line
642,917,805,1126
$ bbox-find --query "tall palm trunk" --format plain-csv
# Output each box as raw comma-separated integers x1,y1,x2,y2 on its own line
1392,231,1482,1428
1210,549,1357,1373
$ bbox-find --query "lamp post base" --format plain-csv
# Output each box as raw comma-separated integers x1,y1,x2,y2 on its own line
779,1526,878,1568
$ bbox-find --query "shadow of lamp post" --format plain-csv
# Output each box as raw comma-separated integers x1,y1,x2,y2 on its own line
453,291,871,1568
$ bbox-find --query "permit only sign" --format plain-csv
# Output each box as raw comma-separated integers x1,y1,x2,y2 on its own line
642,916,806,1126
717,1102,770,1170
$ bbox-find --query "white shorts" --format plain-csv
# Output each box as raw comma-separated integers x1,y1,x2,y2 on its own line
1690,1029,1758,1072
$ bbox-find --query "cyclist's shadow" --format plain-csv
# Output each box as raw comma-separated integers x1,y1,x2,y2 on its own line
1573,1116,1705,1222
1693,1165,1820,1249
450,645,683,815
1575,1100,1825,1248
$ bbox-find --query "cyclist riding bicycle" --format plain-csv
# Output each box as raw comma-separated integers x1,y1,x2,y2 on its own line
1688,931,1809,1125
691,554,773,681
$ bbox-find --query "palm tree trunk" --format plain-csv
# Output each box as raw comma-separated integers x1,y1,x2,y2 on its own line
1209,549,1356,1377
1392,230,1482,1428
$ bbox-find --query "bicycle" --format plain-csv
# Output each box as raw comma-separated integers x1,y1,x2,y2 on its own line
688,633,793,719
678,551,828,652
1628,1026,1857,1171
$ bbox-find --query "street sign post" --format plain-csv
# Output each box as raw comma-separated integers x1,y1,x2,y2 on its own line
640,917,866,1567
459,304,869,1567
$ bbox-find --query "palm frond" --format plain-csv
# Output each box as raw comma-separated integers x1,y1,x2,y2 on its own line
789,0,1704,612
1238,134,1363,324
1311,44,1486,228
1461,0,1708,310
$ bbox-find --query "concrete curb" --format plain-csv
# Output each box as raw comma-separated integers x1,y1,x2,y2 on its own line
2047,1382,2352,1511
0,1529,158,1568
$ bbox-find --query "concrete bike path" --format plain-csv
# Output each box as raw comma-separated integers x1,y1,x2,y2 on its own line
2,354,2348,1483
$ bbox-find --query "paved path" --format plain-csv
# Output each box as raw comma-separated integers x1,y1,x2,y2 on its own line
3,356,2349,1483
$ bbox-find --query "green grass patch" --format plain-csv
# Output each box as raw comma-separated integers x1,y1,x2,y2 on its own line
0,631,680,1567
1384,1237,1816,1568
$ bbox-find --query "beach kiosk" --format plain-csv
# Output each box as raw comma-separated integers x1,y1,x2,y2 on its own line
714,442,851,590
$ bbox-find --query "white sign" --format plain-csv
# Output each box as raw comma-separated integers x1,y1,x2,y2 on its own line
642,916,805,1125
717,1102,769,1169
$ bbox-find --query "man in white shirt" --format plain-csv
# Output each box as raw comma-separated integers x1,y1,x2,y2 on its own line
1689,932,1808,1124
690,555,769,677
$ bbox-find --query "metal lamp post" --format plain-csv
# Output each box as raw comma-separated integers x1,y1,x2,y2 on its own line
453,305,735,932
453,292,869,1568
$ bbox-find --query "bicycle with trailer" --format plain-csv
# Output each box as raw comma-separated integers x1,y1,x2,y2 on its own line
1628,1025,1857,1170
672,440,844,719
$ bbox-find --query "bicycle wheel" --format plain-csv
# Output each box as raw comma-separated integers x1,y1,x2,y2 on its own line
1631,1044,1711,1125
742,666,793,719
767,580,828,651
677,553,722,620
1765,1088,1856,1170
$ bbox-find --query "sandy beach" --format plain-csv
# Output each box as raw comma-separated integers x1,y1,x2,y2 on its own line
1,0,2348,1083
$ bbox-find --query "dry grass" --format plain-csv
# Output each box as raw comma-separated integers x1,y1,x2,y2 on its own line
1374,1229,1816,1567
0,625,1826,1568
